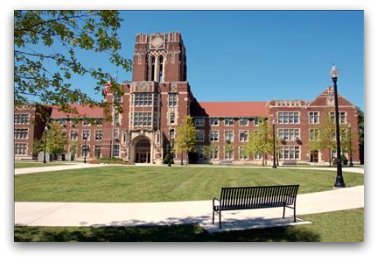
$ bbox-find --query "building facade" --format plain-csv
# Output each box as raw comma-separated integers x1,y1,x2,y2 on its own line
14,32,360,165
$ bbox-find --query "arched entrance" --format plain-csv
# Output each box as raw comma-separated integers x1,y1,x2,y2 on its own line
310,150,319,163
134,138,151,163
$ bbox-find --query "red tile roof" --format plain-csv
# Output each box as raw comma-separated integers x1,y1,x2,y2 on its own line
198,102,269,117
50,104,103,118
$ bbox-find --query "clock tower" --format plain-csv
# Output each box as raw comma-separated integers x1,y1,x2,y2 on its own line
132,32,187,82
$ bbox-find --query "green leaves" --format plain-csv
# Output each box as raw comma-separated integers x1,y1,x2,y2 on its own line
14,10,132,112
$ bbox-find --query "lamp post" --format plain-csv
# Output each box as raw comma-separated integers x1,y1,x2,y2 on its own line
348,123,354,167
43,126,48,163
330,64,345,187
84,136,87,163
272,119,277,168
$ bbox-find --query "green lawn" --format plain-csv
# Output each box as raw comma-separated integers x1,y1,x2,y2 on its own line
15,166,364,202
15,161,67,169
14,208,364,242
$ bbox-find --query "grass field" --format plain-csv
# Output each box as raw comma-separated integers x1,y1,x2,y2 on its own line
15,161,68,169
14,208,364,242
15,166,364,202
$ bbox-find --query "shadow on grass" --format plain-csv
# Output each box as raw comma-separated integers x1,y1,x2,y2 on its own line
15,224,320,242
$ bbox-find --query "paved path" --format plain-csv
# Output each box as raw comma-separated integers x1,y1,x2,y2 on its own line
15,185,364,232
15,163,109,175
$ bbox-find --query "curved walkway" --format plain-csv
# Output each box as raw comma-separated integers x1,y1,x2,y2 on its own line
14,164,364,232
15,185,364,232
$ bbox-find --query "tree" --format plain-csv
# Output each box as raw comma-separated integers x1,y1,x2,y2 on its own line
173,116,197,165
246,117,273,166
309,117,352,166
42,121,68,157
203,144,218,163
14,11,131,113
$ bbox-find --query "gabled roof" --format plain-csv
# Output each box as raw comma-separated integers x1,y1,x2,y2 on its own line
196,102,269,117
50,104,103,119
309,86,355,107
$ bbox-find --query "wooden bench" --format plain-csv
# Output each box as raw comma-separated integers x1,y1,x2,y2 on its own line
212,185,299,228
220,160,233,165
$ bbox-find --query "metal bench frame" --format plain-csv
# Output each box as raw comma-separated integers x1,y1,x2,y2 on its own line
212,185,299,228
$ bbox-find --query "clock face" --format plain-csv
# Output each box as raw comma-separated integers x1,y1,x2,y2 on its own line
151,37,164,47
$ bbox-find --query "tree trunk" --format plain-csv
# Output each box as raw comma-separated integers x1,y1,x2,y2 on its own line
181,149,183,165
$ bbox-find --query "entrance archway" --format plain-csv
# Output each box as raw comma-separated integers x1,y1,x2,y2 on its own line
310,150,319,163
134,138,151,163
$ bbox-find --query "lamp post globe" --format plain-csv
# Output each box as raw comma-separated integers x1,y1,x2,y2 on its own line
330,64,346,188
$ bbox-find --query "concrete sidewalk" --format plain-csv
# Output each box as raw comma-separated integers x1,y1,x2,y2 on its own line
15,163,109,175
15,185,364,232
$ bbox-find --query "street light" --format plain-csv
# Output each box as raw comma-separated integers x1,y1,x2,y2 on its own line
348,123,354,167
330,64,346,187
84,136,87,163
43,126,48,163
272,119,277,168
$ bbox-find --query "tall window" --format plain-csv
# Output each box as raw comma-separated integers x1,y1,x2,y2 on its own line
224,118,234,126
133,112,152,127
14,129,28,139
82,130,90,140
112,144,120,157
210,146,219,159
196,130,204,142
309,129,320,141
94,145,101,158
158,55,164,82
15,143,27,155
225,149,233,160
239,146,248,160
329,111,346,124
277,112,300,124
70,130,78,141
194,117,204,127
134,93,153,107
239,118,249,126
225,131,234,142
14,114,29,124
239,131,249,142
170,112,175,124
95,130,102,141
209,131,219,142
210,117,219,126
278,146,300,160
309,112,319,124
277,128,300,141
169,93,177,107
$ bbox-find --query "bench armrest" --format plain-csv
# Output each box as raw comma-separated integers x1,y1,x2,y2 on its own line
212,197,220,207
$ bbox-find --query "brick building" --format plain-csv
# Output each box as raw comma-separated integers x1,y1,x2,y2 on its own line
14,32,360,165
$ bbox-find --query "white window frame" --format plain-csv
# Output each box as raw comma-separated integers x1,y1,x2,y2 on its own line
239,118,249,126
224,117,235,126
239,130,249,142
209,130,219,142
82,129,90,141
308,111,320,124
277,111,300,124
194,117,204,127
210,117,219,126
196,130,204,142
224,130,234,142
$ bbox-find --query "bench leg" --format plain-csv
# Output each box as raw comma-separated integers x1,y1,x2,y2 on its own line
219,211,222,229
212,210,215,224
283,206,286,219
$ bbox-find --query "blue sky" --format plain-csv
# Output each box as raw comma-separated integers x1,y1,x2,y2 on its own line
58,10,366,109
